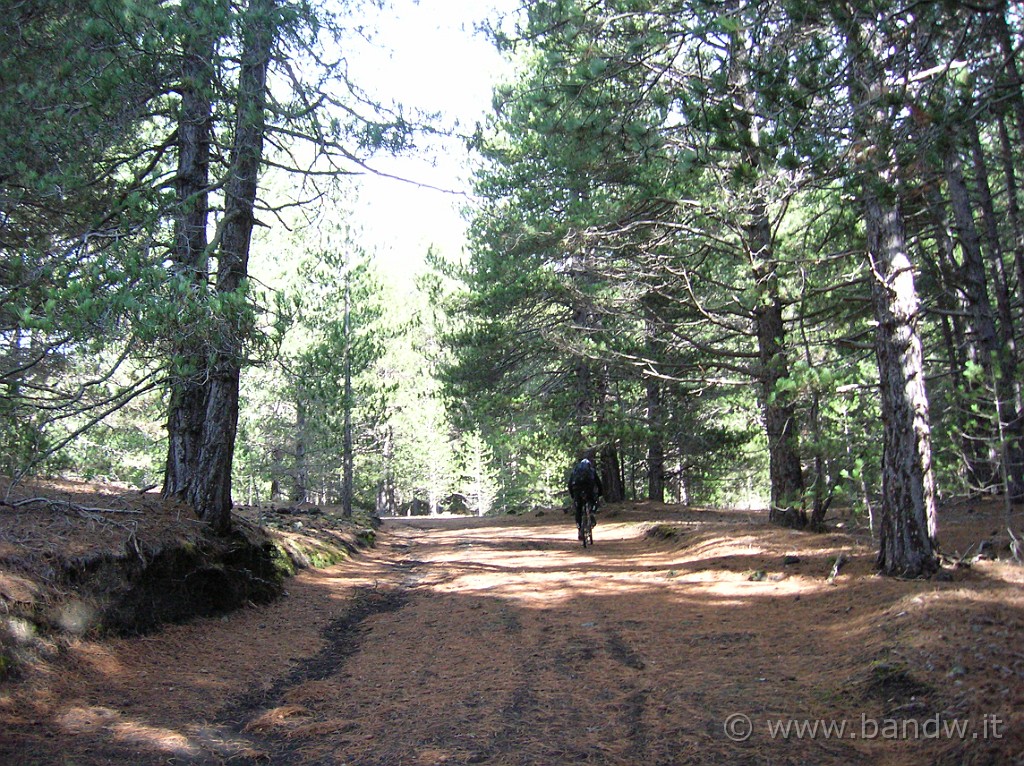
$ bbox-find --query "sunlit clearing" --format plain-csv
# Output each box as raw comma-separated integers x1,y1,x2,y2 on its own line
412,520,846,607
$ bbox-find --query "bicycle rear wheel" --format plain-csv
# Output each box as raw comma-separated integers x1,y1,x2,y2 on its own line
580,501,594,547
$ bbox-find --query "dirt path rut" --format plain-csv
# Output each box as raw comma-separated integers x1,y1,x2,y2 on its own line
5,506,1020,765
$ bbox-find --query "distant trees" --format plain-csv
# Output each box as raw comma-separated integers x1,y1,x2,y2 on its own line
442,0,1024,575
280,240,390,517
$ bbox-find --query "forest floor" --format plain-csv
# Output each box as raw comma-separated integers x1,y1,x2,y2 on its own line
1,480,1023,765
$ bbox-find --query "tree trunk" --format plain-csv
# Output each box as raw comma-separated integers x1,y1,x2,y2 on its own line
967,118,1024,500
639,293,667,503
376,426,397,516
163,0,213,500
756,283,806,527
996,114,1024,336
836,5,939,576
993,3,1024,308
189,0,275,535
807,388,831,531
995,0,1024,158
571,306,595,440
725,2,805,527
945,144,1024,498
968,118,1016,356
747,162,805,526
865,190,940,577
598,445,624,503
342,275,354,517
645,376,665,503
918,180,988,489
293,399,308,503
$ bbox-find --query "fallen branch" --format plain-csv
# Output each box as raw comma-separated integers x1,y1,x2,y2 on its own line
941,547,974,569
121,484,158,496
75,505,144,515
827,553,847,583
3,496,61,509
1,497,143,515
1008,528,1022,564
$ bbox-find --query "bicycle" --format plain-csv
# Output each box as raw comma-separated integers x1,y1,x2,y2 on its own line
577,499,596,548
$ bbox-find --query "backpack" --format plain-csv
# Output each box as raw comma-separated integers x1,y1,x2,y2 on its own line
569,459,597,494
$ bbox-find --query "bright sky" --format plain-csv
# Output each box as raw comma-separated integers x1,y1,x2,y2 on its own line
346,0,520,283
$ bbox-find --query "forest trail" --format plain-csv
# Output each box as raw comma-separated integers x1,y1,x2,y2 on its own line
3,502,1022,765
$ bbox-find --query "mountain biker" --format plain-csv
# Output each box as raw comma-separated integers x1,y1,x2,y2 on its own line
567,457,603,540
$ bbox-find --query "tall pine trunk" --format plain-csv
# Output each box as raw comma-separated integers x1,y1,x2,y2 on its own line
342,275,354,517
967,118,1024,501
599,445,625,503
725,3,805,526
837,4,939,577
754,261,806,528
996,115,1024,336
945,143,1024,499
993,3,1024,308
865,191,939,577
189,0,275,534
376,426,397,516
919,181,990,488
293,399,308,503
164,1,214,500
642,295,666,503
645,376,665,503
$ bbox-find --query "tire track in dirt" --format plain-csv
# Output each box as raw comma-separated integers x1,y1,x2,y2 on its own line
212,519,664,765
541,602,657,763
411,520,663,765
209,542,427,764
219,586,407,721
596,613,650,759
285,518,869,764
6,503,1023,766
13,511,876,765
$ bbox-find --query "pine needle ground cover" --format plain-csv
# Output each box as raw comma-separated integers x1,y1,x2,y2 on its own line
1,481,1021,765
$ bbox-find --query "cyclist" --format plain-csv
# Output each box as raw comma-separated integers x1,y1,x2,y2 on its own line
567,457,603,540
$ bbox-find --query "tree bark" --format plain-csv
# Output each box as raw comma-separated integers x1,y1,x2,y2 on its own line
918,180,988,488
642,294,666,503
163,0,213,500
996,114,1024,334
598,444,624,503
376,425,397,516
293,399,308,503
865,190,940,577
189,0,276,535
724,3,805,526
993,2,1024,308
945,142,1024,499
342,274,354,517
967,118,1024,500
645,376,665,503
755,271,806,528
836,3,939,576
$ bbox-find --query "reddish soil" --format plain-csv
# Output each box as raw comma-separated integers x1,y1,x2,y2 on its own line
2,482,1023,765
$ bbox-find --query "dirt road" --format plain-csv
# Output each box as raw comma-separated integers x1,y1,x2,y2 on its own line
4,503,1021,765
